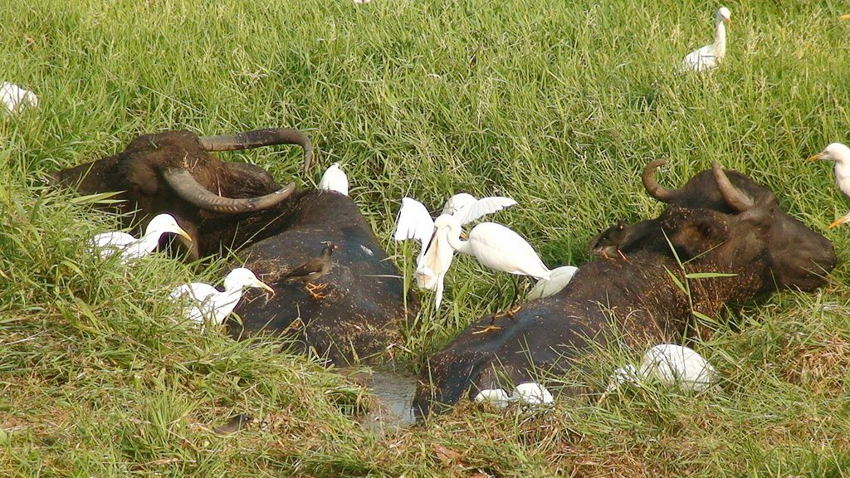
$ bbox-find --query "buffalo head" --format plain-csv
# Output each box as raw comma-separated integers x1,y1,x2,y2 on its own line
48,128,313,258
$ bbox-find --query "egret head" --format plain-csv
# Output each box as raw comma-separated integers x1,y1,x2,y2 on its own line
807,143,850,164
717,6,731,23
224,267,275,294
146,213,193,242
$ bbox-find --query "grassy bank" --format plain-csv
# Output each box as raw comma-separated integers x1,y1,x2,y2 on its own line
2,0,850,475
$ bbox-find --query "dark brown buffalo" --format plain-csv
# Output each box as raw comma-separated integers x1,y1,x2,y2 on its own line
47,128,313,259
413,161,836,414
49,129,417,365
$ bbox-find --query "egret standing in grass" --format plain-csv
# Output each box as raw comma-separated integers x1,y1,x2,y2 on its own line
808,143,850,199
90,213,192,263
170,267,274,326
682,6,731,72
395,195,516,308
318,162,349,196
0,81,38,114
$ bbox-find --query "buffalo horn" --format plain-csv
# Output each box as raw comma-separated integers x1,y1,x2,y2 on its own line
198,128,314,176
641,159,680,202
163,168,295,214
711,162,754,212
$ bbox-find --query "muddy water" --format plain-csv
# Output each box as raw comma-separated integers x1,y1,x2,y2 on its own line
348,368,419,434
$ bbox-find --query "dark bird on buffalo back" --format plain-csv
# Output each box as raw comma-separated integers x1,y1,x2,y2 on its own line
284,241,338,299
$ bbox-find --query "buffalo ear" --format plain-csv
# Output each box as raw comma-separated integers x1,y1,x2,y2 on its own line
668,216,729,259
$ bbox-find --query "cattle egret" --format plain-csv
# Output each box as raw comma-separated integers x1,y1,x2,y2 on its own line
90,213,192,263
682,7,732,72
284,241,338,299
807,143,850,200
441,193,477,216
473,388,510,408
608,344,718,392
512,382,554,405
527,265,578,300
394,195,517,308
433,215,551,281
170,267,274,326
318,162,349,196
0,81,38,114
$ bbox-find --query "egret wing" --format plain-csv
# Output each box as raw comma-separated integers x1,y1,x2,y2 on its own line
456,196,517,225
441,193,476,216
394,197,434,244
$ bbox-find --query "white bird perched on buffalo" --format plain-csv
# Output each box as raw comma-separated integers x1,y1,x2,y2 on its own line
526,265,578,300
394,194,517,308
607,344,718,393
682,6,732,72
0,81,38,114
90,213,192,264
169,267,274,326
318,162,349,196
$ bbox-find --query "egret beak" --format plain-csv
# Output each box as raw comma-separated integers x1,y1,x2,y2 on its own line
839,14,850,21
807,152,824,162
726,19,732,28
255,280,276,296
460,231,469,240
175,227,194,242
828,216,849,229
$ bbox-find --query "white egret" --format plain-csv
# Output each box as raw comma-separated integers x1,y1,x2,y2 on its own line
608,344,718,393
169,267,274,326
473,388,510,408
807,142,850,200
441,193,476,216
512,382,554,406
318,162,349,196
433,215,551,281
0,81,38,114
682,7,732,72
90,213,192,263
394,195,516,308
527,265,578,300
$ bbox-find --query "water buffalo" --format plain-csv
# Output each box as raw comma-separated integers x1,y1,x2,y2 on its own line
413,160,836,414
49,129,417,365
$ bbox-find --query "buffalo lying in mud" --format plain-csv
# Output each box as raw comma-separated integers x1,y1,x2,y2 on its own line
49,129,416,364
413,160,837,415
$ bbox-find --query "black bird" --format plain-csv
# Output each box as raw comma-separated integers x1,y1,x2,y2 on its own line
284,241,337,299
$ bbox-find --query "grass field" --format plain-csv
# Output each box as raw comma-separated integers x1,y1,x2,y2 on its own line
2,0,850,476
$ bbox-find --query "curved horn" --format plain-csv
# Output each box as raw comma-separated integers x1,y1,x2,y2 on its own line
163,169,295,214
711,162,754,212
641,159,680,202
199,128,314,177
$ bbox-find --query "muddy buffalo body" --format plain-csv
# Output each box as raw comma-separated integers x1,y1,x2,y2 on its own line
413,160,836,415
49,129,416,364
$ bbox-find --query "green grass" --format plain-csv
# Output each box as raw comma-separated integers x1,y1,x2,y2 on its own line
2,0,850,476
